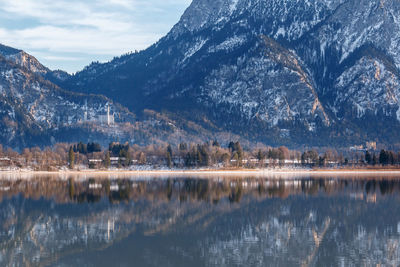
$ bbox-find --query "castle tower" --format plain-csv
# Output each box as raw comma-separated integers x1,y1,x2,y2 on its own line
107,104,110,125
84,99,88,121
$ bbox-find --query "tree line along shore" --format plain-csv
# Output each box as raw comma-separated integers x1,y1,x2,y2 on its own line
0,141,399,172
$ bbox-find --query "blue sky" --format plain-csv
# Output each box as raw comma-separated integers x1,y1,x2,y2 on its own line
0,0,191,73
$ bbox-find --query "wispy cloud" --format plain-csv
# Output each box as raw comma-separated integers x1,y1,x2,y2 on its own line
0,0,191,73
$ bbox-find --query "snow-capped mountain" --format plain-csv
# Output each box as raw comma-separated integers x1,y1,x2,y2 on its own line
54,0,400,147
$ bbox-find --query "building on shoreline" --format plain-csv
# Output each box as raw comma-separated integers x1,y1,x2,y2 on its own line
350,141,377,152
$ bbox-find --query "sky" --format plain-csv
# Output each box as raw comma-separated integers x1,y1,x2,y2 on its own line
0,0,191,73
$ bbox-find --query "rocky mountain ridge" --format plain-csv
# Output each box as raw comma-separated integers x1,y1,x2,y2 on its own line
0,44,49,75
53,0,400,147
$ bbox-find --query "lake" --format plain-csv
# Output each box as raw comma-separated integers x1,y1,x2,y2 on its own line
0,173,400,266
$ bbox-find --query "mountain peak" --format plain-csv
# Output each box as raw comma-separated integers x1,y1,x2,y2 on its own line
0,43,22,57
171,0,347,38
0,44,50,75
171,0,240,36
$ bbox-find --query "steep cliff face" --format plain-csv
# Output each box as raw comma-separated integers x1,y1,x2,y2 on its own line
31,0,400,146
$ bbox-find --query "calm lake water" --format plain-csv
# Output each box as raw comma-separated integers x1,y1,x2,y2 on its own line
1,174,400,266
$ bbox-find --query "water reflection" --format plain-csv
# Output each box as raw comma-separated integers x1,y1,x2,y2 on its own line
0,175,400,266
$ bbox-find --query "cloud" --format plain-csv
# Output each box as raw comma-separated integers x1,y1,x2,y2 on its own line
40,55,82,62
0,25,160,54
0,0,191,73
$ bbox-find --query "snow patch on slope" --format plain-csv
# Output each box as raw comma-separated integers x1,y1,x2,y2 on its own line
334,57,400,119
182,38,209,63
209,35,247,53
230,0,239,14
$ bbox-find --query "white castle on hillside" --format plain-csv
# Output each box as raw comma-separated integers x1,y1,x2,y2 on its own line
97,104,115,125
82,103,115,125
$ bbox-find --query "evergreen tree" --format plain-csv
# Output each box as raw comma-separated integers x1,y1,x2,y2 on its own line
257,149,265,161
196,146,203,166
372,154,377,165
229,141,243,165
389,151,396,165
109,142,129,157
68,146,75,169
167,152,173,168
104,151,111,169
301,152,307,165
365,151,372,165
379,149,388,165
179,143,187,151
199,144,210,166
167,145,173,157
232,152,239,167
318,156,326,167
212,140,220,147
228,141,235,152
166,144,173,168
77,142,87,154
87,142,102,153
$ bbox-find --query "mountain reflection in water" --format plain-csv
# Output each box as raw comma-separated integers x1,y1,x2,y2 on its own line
0,175,400,266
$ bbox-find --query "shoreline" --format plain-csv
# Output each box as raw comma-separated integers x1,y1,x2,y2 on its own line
2,168,400,177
